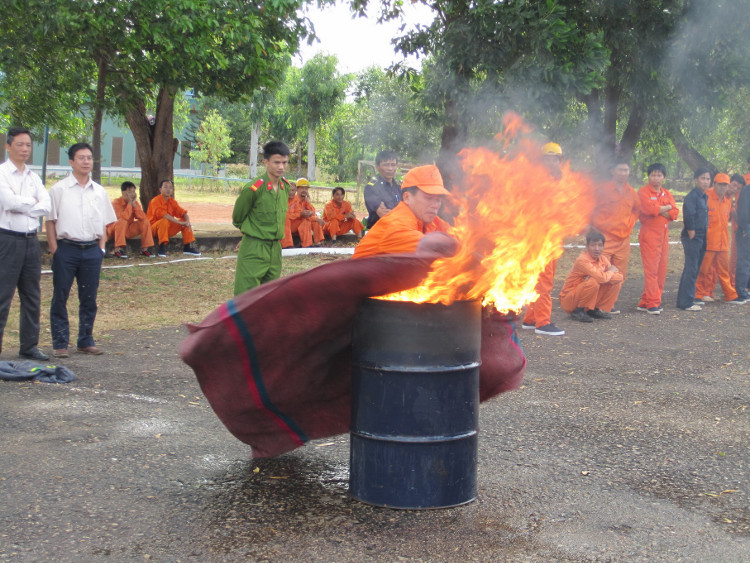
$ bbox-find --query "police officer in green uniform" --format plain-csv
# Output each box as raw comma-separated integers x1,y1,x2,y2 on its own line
232,141,291,295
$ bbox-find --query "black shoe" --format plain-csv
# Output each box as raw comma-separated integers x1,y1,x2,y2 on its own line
182,244,201,256
570,308,594,323
587,308,612,320
19,348,50,361
114,248,129,259
158,243,168,257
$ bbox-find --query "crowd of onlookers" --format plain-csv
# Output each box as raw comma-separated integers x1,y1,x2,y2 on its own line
4,129,749,362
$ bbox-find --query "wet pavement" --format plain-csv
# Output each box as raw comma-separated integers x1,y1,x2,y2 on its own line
1,290,749,561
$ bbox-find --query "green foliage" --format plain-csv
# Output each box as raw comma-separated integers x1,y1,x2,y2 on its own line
189,109,232,176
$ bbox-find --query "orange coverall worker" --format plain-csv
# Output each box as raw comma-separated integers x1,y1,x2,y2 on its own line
352,201,450,259
695,187,737,301
322,199,363,238
637,184,679,309
590,180,639,282
282,194,324,248
107,196,155,249
146,195,196,245
559,250,624,313
522,259,556,328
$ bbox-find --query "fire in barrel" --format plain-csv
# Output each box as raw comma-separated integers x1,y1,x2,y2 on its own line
349,113,595,508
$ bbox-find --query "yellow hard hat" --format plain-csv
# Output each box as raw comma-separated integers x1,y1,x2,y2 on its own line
295,177,310,187
542,142,562,156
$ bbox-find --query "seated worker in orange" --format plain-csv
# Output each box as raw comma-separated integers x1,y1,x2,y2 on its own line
146,179,200,257
323,187,364,241
590,157,639,313
559,228,624,322
696,173,744,304
522,142,566,336
107,181,156,259
353,164,451,259
636,163,679,315
281,178,324,248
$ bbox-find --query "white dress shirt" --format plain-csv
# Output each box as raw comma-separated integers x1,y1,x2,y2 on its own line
0,160,51,232
48,174,117,241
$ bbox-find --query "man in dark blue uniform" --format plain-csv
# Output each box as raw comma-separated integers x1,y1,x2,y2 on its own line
676,167,711,310
364,150,400,229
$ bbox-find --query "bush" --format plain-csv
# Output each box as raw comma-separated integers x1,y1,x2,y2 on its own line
225,163,250,178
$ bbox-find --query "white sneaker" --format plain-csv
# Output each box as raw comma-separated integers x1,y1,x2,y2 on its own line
682,304,703,311
701,295,715,302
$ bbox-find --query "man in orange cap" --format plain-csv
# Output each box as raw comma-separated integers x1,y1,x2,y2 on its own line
590,157,639,313
695,173,744,303
353,164,452,258
281,177,324,248
521,142,565,336
636,163,678,314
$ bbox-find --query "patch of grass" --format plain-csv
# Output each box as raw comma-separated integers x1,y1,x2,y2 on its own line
1,253,346,353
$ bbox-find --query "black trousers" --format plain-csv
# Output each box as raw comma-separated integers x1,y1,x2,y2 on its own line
676,235,706,309
0,231,42,354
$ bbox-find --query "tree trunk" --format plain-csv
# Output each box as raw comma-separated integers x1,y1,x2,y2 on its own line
307,127,316,181
249,122,259,178
296,141,302,176
126,86,177,211
618,98,648,161
437,98,468,193
92,54,108,184
603,83,620,155
669,127,717,175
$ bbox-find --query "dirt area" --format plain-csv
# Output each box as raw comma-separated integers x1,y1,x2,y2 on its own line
186,202,234,224
1,255,749,561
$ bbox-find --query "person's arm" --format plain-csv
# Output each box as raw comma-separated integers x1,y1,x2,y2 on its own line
0,175,40,213
232,187,255,229
683,192,696,238
133,201,147,221
638,188,662,217
666,191,679,221
577,256,616,284
45,220,58,254
182,212,192,228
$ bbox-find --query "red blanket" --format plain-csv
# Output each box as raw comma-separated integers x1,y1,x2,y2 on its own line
180,253,526,458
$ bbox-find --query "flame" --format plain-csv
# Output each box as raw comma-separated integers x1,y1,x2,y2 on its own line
383,113,595,311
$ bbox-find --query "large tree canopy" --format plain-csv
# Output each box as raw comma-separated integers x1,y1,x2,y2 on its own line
0,0,311,205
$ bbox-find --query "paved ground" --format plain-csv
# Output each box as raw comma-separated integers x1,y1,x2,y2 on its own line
1,274,749,562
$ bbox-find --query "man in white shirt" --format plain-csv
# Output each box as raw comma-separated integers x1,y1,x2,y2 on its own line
0,127,51,360
46,143,117,357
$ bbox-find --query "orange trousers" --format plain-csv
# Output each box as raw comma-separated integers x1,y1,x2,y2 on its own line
730,226,737,287
522,259,556,328
324,218,363,238
150,218,196,245
107,219,154,248
601,236,629,306
282,218,324,248
560,277,622,313
696,250,737,301
638,226,670,308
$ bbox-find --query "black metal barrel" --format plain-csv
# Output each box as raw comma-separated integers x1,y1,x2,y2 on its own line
349,298,481,509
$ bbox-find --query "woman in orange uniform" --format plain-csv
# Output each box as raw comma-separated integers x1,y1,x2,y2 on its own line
636,163,679,314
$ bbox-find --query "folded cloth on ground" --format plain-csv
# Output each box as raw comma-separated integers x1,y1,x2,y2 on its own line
0,361,77,383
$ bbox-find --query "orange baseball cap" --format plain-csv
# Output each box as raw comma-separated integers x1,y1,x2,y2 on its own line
714,173,730,184
401,165,449,196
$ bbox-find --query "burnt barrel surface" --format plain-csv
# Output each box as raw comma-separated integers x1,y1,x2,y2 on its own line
350,298,481,509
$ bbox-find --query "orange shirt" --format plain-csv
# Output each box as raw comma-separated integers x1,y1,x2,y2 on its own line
353,201,451,259
705,187,733,252
638,184,678,230
559,250,623,299
147,195,188,223
323,199,354,222
287,194,317,220
591,181,639,241
112,196,147,224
